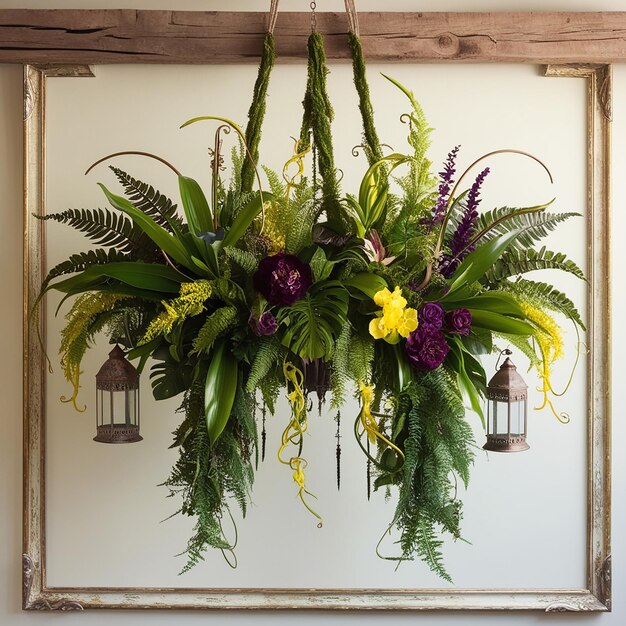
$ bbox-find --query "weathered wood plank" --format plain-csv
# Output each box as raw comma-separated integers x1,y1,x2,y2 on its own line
1,10,626,64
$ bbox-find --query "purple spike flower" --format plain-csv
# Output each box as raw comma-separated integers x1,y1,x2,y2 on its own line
440,167,490,278
430,145,460,228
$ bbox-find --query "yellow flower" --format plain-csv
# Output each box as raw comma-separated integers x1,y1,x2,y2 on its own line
369,286,418,343
397,307,418,338
142,280,212,344
368,316,387,340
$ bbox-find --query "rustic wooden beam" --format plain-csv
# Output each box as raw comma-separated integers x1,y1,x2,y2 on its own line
1,10,626,64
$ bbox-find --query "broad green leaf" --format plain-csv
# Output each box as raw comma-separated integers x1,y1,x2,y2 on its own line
278,282,349,361
178,176,213,235
51,262,183,294
98,183,195,270
204,340,238,444
309,247,336,282
468,309,535,335
445,229,521,298
222,192,274,247
343,272,388,299
448,338,485,428
446,292,526,317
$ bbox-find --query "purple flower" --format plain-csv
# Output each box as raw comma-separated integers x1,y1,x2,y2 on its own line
430,145,460,228
440,167,490,278
445,308,472,336
251,311,277,336
418,302,445,329
253,253,313,307
405,325,450,370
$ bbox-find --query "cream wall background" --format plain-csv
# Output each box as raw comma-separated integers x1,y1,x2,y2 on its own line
1,0,625,623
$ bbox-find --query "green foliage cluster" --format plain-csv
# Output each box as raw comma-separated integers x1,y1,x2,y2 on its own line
37,27,586,583
382,371,474,582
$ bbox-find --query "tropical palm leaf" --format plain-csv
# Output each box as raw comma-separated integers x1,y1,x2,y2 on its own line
277,281,349,360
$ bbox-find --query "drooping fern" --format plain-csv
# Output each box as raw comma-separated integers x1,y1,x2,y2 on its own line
38,208,155,259
246,336,284,393
484,246,585,283
110,166,184,234
40,248,130,295
385,370,475,582
164,377,256,573
284,182,316,253
499,278,586,330
474,207,581,252
246,336,286,412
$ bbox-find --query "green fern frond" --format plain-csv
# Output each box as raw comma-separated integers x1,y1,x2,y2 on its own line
191,306,238,355
387,370,474,583
59,292,129,410
38,208,154,258
330,321,352,408
476,207,580,251
222,247,259,275
499,278,586,330
485,246,585,282
41,248,130,294
110,166,184,234
246,337,285,393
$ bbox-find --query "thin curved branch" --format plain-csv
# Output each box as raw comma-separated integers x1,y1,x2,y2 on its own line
84,150,181,176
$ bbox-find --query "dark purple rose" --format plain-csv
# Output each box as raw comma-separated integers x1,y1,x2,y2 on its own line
418,302,445,329
405,326,449,371
253,253,313,307
251,311,277,337
445,308,472,336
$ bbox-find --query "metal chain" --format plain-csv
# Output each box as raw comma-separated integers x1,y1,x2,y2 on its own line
310,1,317,32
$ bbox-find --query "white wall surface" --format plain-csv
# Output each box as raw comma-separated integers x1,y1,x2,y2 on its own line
1,0,625,624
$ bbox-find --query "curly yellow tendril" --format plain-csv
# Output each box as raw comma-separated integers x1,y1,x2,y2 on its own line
359,383,405,459
278,361,322,527
282,138,311,200
519,302,570,423
59,292,128,412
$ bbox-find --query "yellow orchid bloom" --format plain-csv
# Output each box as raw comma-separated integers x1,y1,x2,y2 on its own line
369,286,418,343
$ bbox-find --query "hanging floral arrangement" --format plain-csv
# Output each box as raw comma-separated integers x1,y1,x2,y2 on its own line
36,9,585,582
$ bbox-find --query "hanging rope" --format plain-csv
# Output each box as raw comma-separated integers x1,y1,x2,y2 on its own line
344,0,360,36
240,4,277,194
268,0,280,34
299,31,345,231
348,32,383,166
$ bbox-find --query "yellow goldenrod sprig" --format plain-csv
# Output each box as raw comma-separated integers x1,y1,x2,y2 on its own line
141,280,212,344
519,301,569,423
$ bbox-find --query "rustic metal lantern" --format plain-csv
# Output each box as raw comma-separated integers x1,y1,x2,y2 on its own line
94,345,141,444
484,350,529,452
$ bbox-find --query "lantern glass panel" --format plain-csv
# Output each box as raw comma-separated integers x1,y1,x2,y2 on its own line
96,388,138,426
